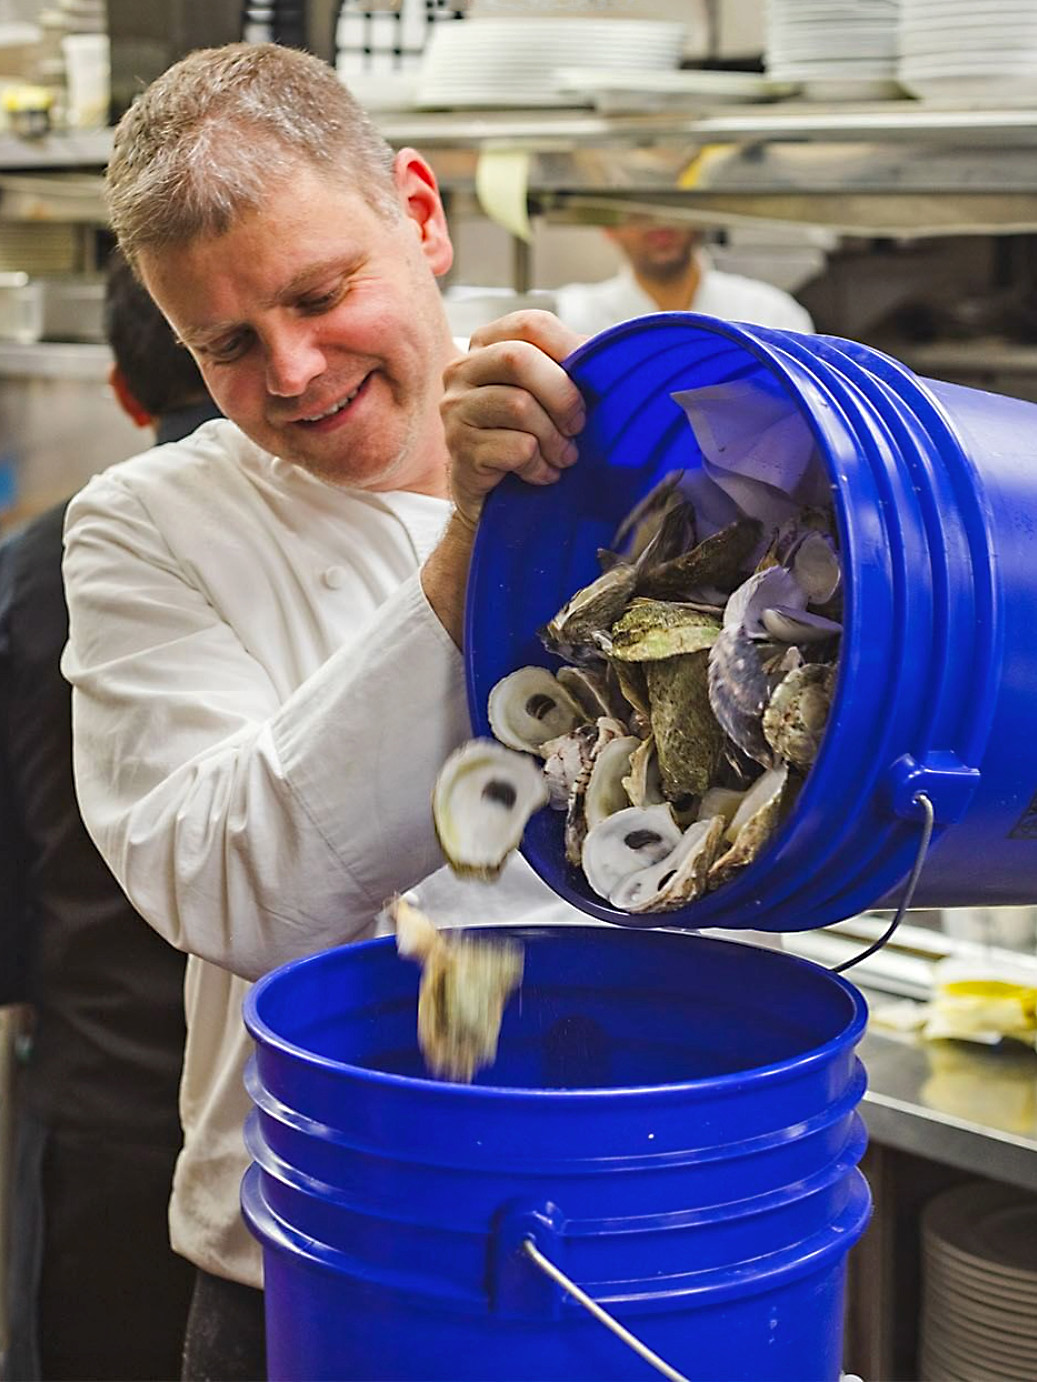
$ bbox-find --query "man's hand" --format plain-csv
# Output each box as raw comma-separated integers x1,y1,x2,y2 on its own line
440,310,588,530
423,311,588,648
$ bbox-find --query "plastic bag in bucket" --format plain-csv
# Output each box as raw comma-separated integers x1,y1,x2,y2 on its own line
465,311,1037,934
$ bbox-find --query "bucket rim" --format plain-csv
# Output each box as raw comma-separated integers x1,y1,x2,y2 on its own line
243,928,867,1099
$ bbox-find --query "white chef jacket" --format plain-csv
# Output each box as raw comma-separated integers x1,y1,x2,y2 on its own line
60,418,591,1287
553,259,814,339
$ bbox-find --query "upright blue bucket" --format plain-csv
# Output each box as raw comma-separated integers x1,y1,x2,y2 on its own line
242,927,869,1382
466,314,1037,932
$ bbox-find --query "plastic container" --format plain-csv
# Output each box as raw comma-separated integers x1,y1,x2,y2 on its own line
466,313,1037,933
241,927,869,1381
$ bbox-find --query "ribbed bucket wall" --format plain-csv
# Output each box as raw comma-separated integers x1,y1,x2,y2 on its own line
242,928,870,1381
466,314,1037,932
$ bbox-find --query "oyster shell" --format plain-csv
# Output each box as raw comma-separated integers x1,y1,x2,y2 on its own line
488,666,587,755
584,735,640,831
707,625,780,767
696,785,748,829
390,896,523,1083
622,734,666,809
611,469,687,560
724,566,807,641
708,764,789,889
540,563,638,664
760,606,841,645
581,802,682,902
540,723,598,810
646,649,725,799
563,717,629,865
636,517,763,602
612,814,727,912
763,661,836,770
556,664,631,724
792,530,841,606
610,600,722,663
433,740,549,881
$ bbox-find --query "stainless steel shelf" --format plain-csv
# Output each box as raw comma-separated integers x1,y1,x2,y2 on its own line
2,105,1037,237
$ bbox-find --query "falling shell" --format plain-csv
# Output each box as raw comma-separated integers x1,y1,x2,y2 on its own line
433,740,550,881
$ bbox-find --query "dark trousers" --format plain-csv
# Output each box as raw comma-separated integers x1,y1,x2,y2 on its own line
5,1112,195,1381
181,1269,266,1382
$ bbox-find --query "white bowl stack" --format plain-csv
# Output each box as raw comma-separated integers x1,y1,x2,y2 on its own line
920,1180,1037,1381
899,0,1037,104
765,0,901,101
415,17,687,110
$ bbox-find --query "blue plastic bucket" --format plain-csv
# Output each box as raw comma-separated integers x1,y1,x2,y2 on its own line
241,927,869,1381
465,313,1037,933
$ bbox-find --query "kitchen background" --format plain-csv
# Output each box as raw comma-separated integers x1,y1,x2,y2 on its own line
2,3,1037,1379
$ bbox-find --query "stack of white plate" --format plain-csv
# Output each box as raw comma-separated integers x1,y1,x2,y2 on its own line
765,0,901,101
415,17,686,110
920,1180,1037,1381
900,0,1037,104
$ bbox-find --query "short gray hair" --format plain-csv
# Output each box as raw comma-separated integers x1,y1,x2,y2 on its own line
107,43,400,268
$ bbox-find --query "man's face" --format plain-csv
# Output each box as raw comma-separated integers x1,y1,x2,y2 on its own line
138,155,458,496
608,223,701,282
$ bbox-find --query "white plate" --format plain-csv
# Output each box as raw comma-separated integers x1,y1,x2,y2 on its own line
555,67,799,112
924,1181,1037,1276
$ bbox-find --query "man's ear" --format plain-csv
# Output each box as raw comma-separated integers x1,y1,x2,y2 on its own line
393,148,454,277
108,364,154,428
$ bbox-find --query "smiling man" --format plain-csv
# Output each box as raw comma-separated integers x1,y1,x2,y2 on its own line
61,42,589,1380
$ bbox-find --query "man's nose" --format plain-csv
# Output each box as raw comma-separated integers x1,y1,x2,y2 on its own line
264,322,326,398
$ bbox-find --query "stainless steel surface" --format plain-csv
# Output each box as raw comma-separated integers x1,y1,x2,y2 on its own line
859,1010,1037,1193
0,341,148,521
0,106,1035,239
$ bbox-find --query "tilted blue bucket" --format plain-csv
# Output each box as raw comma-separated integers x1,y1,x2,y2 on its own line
466,313,1037,932
242,927,869,1381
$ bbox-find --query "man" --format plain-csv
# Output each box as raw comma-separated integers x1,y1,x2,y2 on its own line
0,250,220,1381
61,43,589,1380
553,219,814,338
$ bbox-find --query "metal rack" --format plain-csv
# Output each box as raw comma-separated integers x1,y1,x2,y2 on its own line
1,103,1036,237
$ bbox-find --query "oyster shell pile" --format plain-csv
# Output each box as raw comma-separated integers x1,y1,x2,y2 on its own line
434,465,842,916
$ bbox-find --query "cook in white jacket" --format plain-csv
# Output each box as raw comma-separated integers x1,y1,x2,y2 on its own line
61,42,599,1381
62,44,781,1380
553,221,814,338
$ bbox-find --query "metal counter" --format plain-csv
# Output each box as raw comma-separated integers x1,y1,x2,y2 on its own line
859,1010,1037,1194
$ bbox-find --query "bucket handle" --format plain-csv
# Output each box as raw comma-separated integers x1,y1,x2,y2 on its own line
521,1238,690,1382
833,791,935,974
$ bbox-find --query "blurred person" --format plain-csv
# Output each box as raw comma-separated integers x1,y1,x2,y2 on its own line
553,219,814,337
0,248,221,1381
60,44,596,1382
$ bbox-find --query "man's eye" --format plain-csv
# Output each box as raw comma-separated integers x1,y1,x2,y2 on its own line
205,332,251,363
300,286,343,314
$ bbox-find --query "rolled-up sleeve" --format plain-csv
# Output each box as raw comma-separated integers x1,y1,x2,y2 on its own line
62,471,470,982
